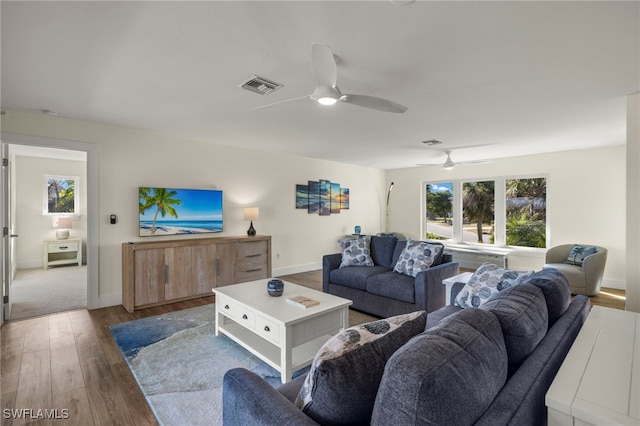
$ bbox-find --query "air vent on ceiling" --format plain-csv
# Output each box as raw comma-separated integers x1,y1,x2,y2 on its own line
240,75,283,95
422,139,443,146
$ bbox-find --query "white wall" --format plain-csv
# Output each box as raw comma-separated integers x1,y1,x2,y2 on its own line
1,111,386,307
386,146,627,290
14,156,87,268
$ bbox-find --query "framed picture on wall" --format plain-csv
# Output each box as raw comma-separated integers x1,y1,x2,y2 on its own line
308,181,320,214
296,184,308,209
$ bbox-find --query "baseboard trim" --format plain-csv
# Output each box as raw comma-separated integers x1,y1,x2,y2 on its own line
273,262,321,277
91,293,122,310
602,278,625,291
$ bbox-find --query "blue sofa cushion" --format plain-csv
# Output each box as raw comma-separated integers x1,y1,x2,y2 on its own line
372,308,508,425
393,239,444,277
330,265,391,291
370,235,398,269
295,311,427,425
338,236,374,267
480,283,548,375
523,268,571,326
366,271,415,304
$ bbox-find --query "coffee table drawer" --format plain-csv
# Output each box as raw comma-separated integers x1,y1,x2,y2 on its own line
255,314,280,345
217,295,256,329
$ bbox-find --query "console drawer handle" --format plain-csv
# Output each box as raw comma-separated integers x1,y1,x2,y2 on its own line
224,305,229,310
242,314,248,320
264,326,270,332
59,246,68,250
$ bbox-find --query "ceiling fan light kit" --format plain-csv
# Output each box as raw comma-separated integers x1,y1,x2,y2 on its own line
313,85,339,105
442,153,456,170
256,42,408,114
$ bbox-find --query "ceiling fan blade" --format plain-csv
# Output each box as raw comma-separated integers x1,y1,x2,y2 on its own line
457,159,493,166
253,95,311,111
311,43,337,87
342,94,408,113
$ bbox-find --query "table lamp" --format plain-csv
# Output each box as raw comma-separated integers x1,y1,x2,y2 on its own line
52,216,72,239
244,207,259,236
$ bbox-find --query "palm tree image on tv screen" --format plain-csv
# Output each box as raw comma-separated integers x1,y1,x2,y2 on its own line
425,178,546,248
138,187,223,236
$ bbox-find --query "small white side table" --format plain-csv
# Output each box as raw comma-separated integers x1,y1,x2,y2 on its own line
442,272,473,305
43,238,82,269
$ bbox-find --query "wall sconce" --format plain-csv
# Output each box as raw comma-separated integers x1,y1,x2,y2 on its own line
244,207,259,236
52,216,72,239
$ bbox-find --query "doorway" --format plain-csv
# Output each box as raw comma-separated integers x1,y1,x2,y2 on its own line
9,145,87,319
1,133,99,322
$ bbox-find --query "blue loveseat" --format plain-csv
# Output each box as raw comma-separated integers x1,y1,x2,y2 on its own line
223,269,590,426
322,235,459,318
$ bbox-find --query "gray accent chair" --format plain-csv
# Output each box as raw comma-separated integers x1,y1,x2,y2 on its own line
543,244,607,296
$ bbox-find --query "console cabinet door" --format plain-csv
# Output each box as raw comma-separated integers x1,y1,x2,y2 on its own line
165,244,217,299
192,243,217,295
215,242,237,287
134,248,165,306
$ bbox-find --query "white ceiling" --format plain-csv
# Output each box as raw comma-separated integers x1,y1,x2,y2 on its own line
1,1,638,169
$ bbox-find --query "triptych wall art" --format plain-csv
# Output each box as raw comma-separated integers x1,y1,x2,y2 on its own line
296,180,349,216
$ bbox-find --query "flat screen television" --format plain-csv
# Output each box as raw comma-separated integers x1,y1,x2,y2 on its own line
139,187,223,237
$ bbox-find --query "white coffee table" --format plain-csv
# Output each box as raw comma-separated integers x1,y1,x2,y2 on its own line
213,279,352,383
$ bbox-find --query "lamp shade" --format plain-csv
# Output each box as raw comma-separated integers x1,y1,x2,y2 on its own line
243,207,259,221
52,217,72,230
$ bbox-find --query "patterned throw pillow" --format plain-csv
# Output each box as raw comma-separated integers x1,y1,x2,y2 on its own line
565,245,597,266
295,311,427,425
393,239,443,277
338,236,373,268
453,262,533,308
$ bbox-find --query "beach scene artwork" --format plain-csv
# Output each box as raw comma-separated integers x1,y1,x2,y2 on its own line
297,180,349,216
139,187,223,236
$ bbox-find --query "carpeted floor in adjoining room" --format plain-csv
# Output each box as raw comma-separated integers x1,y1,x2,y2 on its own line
9,265,87,320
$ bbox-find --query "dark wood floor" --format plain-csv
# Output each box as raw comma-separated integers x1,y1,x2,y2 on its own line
0,269,626,425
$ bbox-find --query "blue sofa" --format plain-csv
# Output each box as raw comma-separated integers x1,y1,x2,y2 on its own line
322,236,460,318
223,269,590,426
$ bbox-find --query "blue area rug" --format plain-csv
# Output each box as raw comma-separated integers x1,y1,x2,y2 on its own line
110,304,290,425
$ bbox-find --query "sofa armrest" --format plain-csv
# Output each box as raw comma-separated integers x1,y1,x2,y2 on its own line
449,281,467,305
223,368,319,426
322,253,342,293
414,261,460,313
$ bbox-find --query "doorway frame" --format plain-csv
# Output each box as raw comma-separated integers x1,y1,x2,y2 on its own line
1,132,98,312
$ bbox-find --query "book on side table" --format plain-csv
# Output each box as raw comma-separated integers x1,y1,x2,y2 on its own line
287,295,320,309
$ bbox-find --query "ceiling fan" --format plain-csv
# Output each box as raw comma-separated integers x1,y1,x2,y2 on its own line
439,151,492,169
255,43,408,114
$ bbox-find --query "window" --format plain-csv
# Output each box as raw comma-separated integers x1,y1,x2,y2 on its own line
462,180,495,244
43,175,79,215
505,178,546,248
425,182,453,241
424,176,547,249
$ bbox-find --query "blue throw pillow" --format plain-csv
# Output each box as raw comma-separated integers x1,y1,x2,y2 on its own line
565,245,597,266
295,311,427,425
453,262,533,308
338,236,374,268
393,239,443,277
